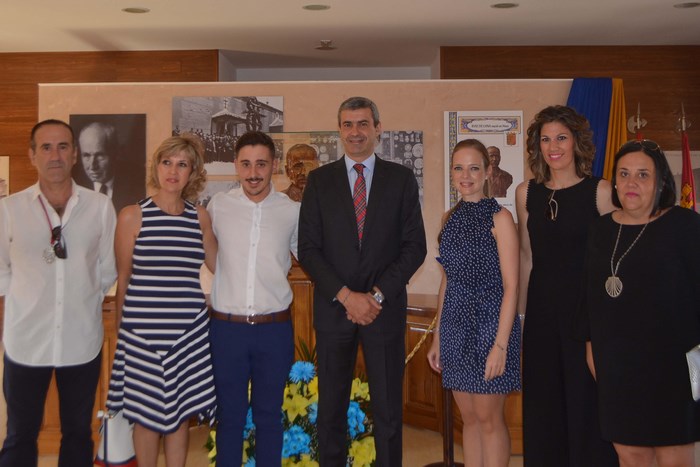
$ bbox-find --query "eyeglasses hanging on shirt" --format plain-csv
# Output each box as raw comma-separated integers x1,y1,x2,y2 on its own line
50,226,67,260
38,196,68,263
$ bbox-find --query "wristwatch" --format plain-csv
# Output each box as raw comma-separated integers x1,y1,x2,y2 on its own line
371,287,385,304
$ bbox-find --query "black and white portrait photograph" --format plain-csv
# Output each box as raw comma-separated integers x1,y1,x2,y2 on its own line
70,114,147,213
172,96,284,176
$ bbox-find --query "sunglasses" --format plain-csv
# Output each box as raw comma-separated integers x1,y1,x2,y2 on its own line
545,190,558,221
625,139,661,152
51,226,67,259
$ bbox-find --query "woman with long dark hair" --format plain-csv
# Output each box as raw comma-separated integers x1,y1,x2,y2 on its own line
515,106,618,466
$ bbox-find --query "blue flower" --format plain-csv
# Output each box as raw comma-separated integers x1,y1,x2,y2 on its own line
289,361,316,383
282,425,311,457
308,402,318,424
346,401,366,439
243,407,256,437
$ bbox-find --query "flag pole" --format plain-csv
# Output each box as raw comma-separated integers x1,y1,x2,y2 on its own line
679,103,696,211
636,103,642,139
627,102,646,140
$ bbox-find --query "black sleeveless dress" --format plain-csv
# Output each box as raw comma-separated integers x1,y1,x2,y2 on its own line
522,178,618,467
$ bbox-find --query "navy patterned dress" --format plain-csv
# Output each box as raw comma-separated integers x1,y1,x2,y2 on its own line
107,198,216,433
438,198,521,394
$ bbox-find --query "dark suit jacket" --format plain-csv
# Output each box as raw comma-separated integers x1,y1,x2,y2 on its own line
298,156,426,332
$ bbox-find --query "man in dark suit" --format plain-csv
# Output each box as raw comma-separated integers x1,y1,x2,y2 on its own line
298,97,426,466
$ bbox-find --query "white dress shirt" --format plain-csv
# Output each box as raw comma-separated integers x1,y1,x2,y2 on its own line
207,186,300,316
0,182,117,366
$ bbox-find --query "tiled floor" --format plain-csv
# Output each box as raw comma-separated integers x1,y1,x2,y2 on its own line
0,344,523,466
0,344,696,466
33,424,524,467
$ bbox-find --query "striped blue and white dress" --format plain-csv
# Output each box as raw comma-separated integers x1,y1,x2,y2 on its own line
107,197,216,433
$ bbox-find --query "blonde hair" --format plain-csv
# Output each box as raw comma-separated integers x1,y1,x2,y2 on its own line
148,133,207,202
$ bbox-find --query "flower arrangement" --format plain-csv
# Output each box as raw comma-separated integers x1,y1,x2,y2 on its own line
207,354,375,466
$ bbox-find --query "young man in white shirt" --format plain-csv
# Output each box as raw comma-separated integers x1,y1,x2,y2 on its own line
207,131,300,466
0,119,117,466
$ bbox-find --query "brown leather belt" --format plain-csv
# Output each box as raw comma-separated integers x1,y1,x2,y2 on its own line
209,308,291,325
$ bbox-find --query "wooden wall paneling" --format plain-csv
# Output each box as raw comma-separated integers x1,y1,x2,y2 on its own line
0,84,38,155
114,51,219,82
1,53,114,83
441,46,700,151
0,50,218,84
403,313,442,432
289,263,316,358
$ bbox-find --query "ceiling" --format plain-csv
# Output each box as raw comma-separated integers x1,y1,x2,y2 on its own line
2,0,699,69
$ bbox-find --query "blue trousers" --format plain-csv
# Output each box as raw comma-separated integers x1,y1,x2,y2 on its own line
209,319,294,467
0,351,101,467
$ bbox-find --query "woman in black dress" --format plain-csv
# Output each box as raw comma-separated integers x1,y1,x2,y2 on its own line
515,105,618,466
577,140,700,467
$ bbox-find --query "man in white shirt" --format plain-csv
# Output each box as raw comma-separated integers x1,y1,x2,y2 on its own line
207,131,300,466
0,119,117,466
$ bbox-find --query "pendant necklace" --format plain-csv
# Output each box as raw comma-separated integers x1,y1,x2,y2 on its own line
605,221,649,298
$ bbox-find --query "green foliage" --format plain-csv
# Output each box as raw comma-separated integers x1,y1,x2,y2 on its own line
295,338,317,365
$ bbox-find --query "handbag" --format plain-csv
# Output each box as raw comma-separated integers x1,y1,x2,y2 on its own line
94,410,137,467
685,344,700,401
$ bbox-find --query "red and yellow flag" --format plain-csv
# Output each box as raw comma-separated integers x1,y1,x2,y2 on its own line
680,130,696,211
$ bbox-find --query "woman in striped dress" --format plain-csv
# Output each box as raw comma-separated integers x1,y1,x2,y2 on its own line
107,134,217,467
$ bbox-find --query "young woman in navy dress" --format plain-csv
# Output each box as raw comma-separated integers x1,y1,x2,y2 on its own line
428,139,521,467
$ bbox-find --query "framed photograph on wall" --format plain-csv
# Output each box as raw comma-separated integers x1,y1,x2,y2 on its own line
198,179,239,207
172,96,284,176
271,130,425,204
70,114,147,213
0,156,8,199
444,110,524,220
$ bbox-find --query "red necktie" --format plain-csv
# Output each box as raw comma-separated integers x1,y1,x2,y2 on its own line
353,164,366,244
